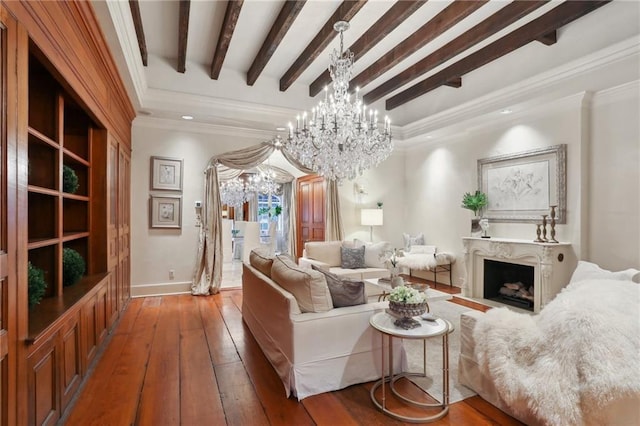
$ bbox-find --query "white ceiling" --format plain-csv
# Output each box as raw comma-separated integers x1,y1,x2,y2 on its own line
93,0,640,144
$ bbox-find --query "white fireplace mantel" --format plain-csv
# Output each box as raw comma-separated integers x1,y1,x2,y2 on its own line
462,237,577,312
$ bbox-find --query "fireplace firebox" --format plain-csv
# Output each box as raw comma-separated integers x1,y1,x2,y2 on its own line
484,260,535,311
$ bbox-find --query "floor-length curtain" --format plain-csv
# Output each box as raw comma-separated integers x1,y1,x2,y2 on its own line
289,179,299,257
280,182,292,254
325,179,344,241
191,143,275,295
191,166,223,295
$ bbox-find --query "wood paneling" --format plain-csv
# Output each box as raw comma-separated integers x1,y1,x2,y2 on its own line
3,1,134,146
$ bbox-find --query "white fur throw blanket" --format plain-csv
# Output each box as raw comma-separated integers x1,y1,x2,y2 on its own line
474,279,640,425
397,252,454,270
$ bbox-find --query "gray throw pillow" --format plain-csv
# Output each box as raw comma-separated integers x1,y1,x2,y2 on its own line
340,245,365,269
312,265,366,308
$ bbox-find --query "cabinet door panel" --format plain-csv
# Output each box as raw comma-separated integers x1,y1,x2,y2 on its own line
28,337,59,426
60,316,81,412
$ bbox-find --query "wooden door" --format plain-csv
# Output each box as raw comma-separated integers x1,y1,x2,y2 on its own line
117,146,130,307
296,175,325,259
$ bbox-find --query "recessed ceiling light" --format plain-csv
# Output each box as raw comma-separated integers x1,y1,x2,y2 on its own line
182,115,194,120
500,109,513,115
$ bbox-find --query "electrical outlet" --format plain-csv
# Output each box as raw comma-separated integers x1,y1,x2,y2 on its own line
169,269,175,280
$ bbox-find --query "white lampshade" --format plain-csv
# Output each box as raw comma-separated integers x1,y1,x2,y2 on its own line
361,209,383,226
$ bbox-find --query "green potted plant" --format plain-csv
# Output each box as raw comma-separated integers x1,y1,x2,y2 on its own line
63,164,79,194
63,248,86,286
28,261,47,308
461,190,488,235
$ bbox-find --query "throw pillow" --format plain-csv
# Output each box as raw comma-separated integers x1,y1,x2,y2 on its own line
312,265,366,308
403,232,425,251
249,248,274,277
409,244,436,255
271,255,333,313
570,260,640,284
341,245,365,269
354,238,391,268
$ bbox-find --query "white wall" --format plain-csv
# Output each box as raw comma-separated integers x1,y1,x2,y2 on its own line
392,86,639,285
130,119,264,296
589,81,640,269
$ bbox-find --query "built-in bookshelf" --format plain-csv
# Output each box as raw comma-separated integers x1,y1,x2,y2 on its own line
27,53,107,338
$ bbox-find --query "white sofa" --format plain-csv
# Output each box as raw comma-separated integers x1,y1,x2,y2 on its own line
459,262,640,425
298,240,390,280
242,252,405,400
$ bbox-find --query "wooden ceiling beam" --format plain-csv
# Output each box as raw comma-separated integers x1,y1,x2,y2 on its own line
308,0,427,97
279,0,367,92
247,0,307,86
444,77,462,88
386,1,610,110
177,0,190,73
128,0,148,66
210,0,244,80
350,0,488,93
363,0,547,105
537,30,558,45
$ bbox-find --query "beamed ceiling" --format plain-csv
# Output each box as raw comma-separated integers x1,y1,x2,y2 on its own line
94,0,639,142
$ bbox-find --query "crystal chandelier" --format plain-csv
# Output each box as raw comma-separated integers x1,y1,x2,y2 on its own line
219,177,251,208
284,21,393,181
249,168,281,195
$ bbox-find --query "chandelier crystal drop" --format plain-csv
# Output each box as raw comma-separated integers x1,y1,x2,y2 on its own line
284,21,393,181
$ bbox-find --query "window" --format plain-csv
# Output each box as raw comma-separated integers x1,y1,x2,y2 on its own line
257,193,282,237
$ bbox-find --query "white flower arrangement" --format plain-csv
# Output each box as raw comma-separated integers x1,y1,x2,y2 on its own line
380,247,403,268
388,285,426,304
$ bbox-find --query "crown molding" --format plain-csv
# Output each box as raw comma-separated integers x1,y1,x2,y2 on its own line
401,36,640,143
101,0,148,109
133,115,274,140
592,80,640,107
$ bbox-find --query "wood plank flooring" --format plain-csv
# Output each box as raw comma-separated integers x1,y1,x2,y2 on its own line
62,285,522,425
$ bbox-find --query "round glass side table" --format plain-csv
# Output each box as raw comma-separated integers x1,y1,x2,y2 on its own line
369,311,454,423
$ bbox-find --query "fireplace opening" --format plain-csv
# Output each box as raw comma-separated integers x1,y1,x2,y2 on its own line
484,259,535,311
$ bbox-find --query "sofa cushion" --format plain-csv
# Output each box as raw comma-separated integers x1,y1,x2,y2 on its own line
271,255,333,313
354,239,391,268
403,232,425,251
341,245,365,269
249,248,274,277
312,265,366,308
304,241,343,266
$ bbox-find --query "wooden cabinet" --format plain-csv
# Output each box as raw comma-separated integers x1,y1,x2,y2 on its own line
0,1,135,424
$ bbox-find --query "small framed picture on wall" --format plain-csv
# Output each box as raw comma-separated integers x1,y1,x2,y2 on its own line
149,195,182,228
150,156,183,191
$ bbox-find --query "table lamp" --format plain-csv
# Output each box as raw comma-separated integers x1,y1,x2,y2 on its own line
361,209,383,242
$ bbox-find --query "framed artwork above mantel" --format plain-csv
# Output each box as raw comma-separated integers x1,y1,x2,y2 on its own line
478,144,566,223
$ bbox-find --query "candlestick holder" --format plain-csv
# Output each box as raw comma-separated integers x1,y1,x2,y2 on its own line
534,224,544,242
541,214,548,242
549,205,558,243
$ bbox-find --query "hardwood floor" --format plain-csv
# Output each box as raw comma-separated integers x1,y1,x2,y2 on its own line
63,288,521,425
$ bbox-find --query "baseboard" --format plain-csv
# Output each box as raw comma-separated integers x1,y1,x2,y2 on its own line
131,281,192,297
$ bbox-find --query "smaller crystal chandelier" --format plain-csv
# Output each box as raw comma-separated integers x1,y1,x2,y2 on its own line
250,168,281,195
284,21,393,181
219,177,251,208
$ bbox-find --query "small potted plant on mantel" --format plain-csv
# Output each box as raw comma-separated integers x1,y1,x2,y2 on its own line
461,190,488,236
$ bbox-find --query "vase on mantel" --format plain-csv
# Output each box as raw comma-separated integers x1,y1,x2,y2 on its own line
471,217,482,237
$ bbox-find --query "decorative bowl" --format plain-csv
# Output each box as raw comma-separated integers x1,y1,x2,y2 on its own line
389,301,428,319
